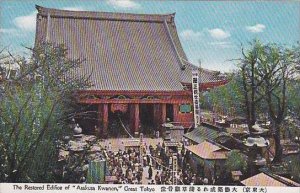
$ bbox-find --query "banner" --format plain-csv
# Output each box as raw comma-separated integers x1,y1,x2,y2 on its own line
192,69,201,127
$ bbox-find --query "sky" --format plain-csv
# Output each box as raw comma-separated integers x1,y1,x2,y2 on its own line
0,0,299,72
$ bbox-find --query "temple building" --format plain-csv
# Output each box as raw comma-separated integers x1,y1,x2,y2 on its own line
35,5,227,138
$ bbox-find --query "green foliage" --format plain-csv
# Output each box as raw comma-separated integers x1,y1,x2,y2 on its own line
225,150,248,173
200,73,245,117
287,79,300,117
287,155,300,183
201,40,300,122
0,43,89,182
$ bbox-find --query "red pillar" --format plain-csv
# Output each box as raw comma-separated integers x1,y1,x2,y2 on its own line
133,103,140,136
153,104,160,127
103,103,108,138
130,105,134,134
173,104,179,122
161,103,166,123
97,104,103,137
130,103,140,136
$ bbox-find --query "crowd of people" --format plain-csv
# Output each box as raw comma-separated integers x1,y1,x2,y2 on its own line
104,147,144,184
101,142,212,185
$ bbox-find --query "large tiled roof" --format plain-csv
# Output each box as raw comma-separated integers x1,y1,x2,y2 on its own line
183,125,220,144
186,141,230,160
35,5,224,91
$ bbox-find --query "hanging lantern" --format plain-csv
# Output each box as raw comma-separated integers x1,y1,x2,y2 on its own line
111,104,128,113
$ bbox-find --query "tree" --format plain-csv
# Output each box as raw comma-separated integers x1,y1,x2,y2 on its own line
238,40,269,133
203,40,300,163
200,73,245,117
237,40,299,163
0,42,89,182
288,79,300,120
255,43,299,163
225,150,248,173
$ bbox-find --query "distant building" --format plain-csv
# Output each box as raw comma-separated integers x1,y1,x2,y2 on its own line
241,172,300,187
34,5,227,138
183,124,221,145
186,140,231,181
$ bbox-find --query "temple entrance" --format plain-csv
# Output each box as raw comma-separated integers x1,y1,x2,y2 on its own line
108,104,131,138
108,105,131,138
139,104,155,136
166,104,174,122
76,104,98,135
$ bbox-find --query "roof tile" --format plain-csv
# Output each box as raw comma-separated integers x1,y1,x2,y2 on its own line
35,6,224,91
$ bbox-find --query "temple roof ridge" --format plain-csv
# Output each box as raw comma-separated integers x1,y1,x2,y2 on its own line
35,5,175,23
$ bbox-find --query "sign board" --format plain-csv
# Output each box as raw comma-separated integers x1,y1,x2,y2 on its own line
87,160,106,184
139,133,144,166
192,69,201,127
179,104,192,113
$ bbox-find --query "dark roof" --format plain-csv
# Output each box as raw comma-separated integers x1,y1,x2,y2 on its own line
241,172,300,187
35,5,224,91
186,141,230,160
183,125,220,144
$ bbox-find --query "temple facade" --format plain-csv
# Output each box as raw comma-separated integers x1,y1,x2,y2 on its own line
35,5,227,138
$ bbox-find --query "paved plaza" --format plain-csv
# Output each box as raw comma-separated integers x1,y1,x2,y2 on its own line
98,137,163,152
98,137,165,184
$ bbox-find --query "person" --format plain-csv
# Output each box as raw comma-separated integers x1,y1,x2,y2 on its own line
139,165,143,176
156,157,161,170
203,178,208,185
157,142,162,153
196,176,203,185
143,156,147,166
160,170,166,184
94,125,100,137
148,165,153,179
191,174,197,185
155,171,161,184
136,171,141,182
147,155,151,166
149,145,154,155
108,142,112,152
144,142,147,151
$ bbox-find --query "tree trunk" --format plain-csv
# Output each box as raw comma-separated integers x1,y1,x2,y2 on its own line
241,65,256,134
272,124,283,163
250,60,256,133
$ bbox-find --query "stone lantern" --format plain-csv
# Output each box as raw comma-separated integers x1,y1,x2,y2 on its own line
74,124,82,135
231,171,242,182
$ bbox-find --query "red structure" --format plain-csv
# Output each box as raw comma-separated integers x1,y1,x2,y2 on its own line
35,5,227,138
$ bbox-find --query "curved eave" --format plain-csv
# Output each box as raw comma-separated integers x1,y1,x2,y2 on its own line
76,89,192,96
181,79,229,90
200,80,229,90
